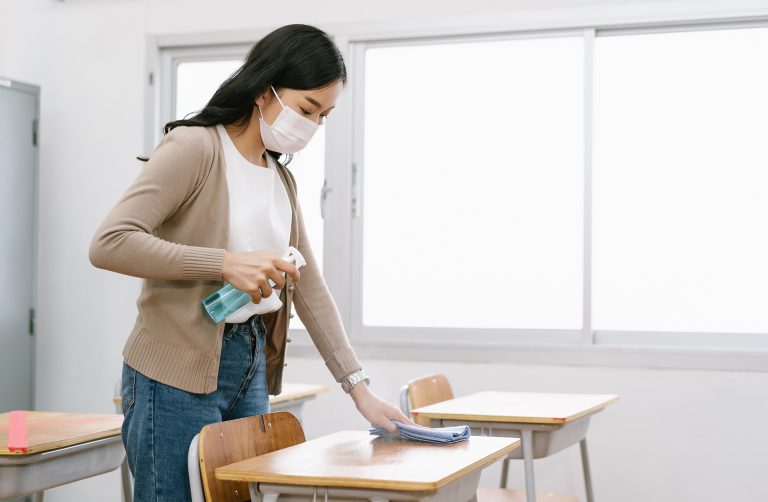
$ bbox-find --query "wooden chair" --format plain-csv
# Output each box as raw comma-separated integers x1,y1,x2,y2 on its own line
400,374,578,502
188,411,305,502
399,373,454,426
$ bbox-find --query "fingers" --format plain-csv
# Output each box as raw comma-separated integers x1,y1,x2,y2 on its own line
257,277,274,299
380,402,408,422
397,412,415,425
382,404,416,429
274,259,301,282
228,253,301,299
242,274,272,303
251,272,279,301
266,268,286,290
380,417,398,434
245,276,272,303
391,410,414,426
379,406,411,433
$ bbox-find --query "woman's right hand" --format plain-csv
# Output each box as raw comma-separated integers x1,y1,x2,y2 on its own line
221,251,300,303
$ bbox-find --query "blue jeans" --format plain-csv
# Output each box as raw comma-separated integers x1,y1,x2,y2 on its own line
121,315,270,502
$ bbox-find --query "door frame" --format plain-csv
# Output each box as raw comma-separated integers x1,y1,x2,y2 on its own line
1,75,40,410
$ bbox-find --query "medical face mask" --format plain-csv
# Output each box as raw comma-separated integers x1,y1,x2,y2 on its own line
257,86,320,154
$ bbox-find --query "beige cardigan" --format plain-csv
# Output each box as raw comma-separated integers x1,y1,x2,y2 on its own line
89,125,361,395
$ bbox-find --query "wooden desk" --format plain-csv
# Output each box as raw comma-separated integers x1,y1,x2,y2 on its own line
0,411,124,500
113,382,327,423
216,430,519,501
114,382,328,501
411,392,618,502
268,383,328,423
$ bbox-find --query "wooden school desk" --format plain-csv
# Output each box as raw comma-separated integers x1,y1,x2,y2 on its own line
411,392,618,502
268,383,328,422
113,382,327,423
113,383,328,501
0,411,124,500
216,430,519,501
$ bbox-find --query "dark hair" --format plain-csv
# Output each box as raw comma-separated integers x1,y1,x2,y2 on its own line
164,24,346,164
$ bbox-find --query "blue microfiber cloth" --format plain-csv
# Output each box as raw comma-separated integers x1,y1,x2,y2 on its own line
370,420,470,444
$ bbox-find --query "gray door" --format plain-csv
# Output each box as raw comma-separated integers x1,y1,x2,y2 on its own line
0,77,38,418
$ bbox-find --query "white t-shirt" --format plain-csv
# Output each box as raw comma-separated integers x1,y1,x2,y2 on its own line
216,125,292,323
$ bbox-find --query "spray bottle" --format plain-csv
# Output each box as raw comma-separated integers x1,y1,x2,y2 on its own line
202,246,306,324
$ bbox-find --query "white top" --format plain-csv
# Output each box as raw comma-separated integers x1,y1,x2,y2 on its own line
217,125,292,323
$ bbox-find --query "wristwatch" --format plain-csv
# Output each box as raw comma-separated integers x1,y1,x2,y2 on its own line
340,369,370,393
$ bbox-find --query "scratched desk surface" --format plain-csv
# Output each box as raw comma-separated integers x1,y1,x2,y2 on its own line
0,411,123,455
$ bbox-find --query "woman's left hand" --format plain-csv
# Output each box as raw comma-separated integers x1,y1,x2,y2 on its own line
349,383,415,434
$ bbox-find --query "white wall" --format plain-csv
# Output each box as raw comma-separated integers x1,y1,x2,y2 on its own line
2,0,767,501
0,0,11,75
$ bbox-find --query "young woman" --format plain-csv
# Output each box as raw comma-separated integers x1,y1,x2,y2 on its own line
90,24,412,502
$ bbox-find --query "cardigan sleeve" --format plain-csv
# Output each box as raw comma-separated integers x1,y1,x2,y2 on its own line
290,188,363,382
89,127,225,281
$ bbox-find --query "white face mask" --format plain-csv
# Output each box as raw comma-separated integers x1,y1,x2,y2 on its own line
257,86,320,154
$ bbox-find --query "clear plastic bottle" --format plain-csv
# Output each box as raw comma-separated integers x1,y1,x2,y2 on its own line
202,246,306,324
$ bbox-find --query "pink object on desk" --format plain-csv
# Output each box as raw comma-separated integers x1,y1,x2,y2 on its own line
7,410,29,453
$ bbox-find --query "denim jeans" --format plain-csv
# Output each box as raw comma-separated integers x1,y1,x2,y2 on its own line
121,315,270,502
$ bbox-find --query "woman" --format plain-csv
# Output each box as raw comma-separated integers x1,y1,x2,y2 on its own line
90,24,412,502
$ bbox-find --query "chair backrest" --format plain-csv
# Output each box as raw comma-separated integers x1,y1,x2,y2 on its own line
405,374,454,426
197,411,305,502
114,378,123,413
188,434,205,502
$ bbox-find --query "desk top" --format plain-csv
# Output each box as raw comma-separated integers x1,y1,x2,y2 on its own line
411,391,618,425
0,411,123,455
112,382,328,406
269,383,328,405
216,430,519,492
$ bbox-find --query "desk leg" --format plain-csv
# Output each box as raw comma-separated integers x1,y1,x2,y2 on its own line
499,458,511,488
248,482,268,501
521,429,536,502
31,492,44,502
580,438,594,502
121,458,133,502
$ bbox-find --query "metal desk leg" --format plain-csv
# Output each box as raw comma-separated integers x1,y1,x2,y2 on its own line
500,457,511,488
580,438,594,502
248,482,260,501
247,483,278,501
121,458,133,502
521,429,536,502
32,493,44,502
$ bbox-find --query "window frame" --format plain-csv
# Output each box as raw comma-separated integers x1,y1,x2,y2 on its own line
347,29,588,346
146,6,768,372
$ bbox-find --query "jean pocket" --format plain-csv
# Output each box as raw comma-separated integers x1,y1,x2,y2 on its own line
121,364,136,415
222,323,238,342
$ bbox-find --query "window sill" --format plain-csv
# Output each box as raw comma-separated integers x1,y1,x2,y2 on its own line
288,328,768,372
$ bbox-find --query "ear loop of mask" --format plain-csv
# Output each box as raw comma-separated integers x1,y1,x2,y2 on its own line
257,85,285,121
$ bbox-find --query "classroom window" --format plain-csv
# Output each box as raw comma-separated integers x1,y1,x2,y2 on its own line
360,36,585,329
175,60,243,121
159,18,768,358
592,27,768,333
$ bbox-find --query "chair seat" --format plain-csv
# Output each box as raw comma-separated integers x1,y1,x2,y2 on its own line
477,488,579,502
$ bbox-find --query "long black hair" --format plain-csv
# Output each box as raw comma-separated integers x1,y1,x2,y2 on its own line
164,24,346,164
